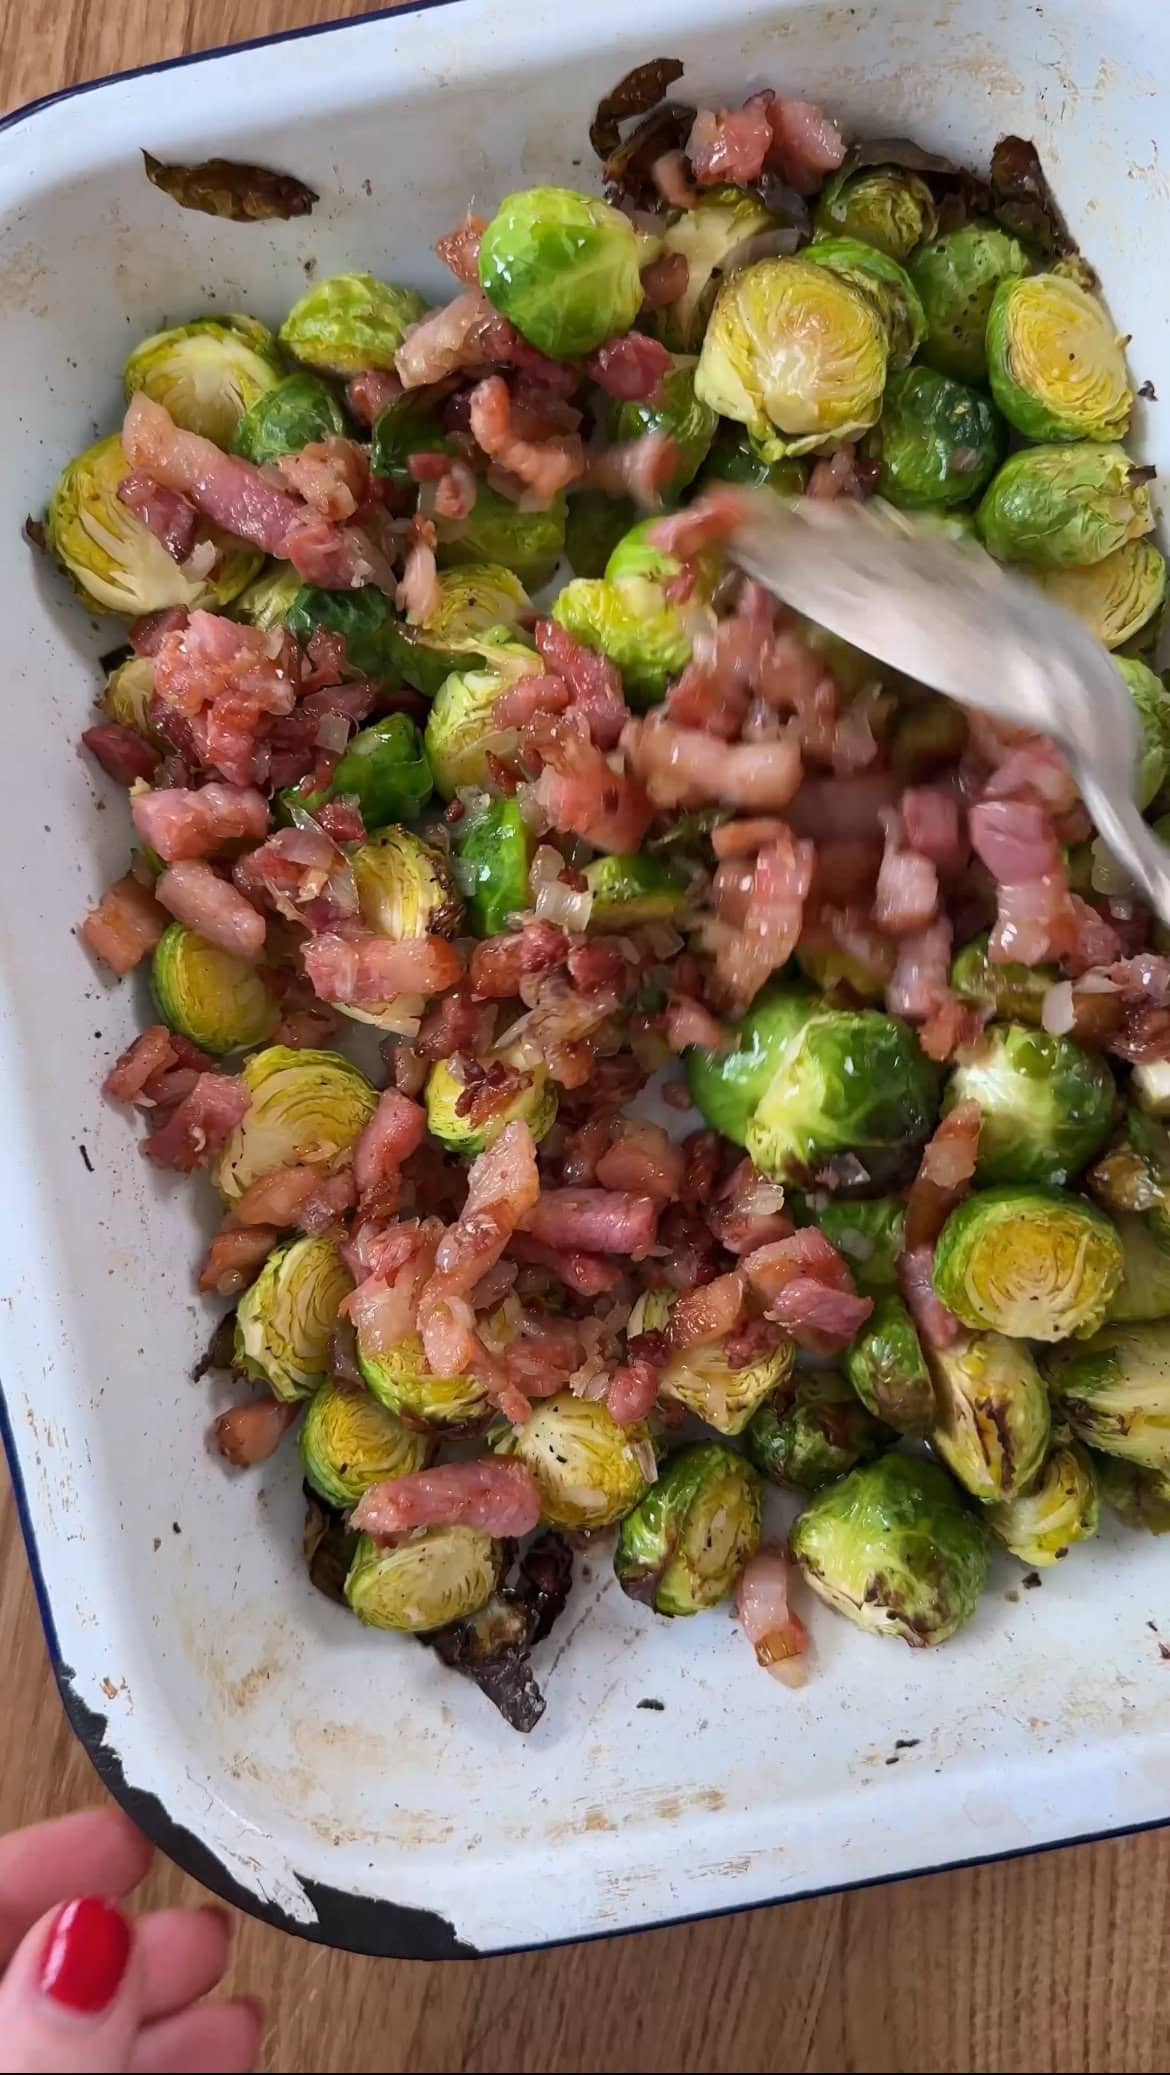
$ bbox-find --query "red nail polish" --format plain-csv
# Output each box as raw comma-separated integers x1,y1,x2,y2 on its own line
39,1898,131,2014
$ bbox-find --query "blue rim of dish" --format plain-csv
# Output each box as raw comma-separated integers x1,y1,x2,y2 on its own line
2,3,1168,1963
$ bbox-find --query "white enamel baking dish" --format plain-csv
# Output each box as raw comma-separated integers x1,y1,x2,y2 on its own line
1,0,1167,1960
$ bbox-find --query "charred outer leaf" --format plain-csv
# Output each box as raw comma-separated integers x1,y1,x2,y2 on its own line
989,136,1074,256
192,1309,237,1381
603,103,696,210
303,1489,358,1605
590,56,686,160
426,1531,573,1733
143,150,318,222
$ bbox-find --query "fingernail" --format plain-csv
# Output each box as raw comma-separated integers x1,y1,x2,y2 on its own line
39,1898,132,2014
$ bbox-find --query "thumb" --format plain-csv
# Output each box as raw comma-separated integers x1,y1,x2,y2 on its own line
0,1896,142,2074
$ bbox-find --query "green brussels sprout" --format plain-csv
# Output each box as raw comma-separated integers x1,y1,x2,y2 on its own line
986,1438,1099,1564
976,444,1153,567
794,937,888,1002
611,356,718,495
815,1199,906,1296
550,575,697,709
686,983,820,1147
932,1186,1124,1341
614,1443,762,1615
564,490,637,578
626,1289,795,1436
230,562,303,633
101,655,163,746
357,1329,491,1432
868,365,1005,510
214,1045,377,1202
352,825,461,944
1113,656,1170,809
46,435,259,616
583,854,686,930
746,1008,941,1192
283,582,404,681
345,1525,501,1633
1030,539,1167,651
300,1380,432,1508
425,1051,557,1157
455,795,532,938
1046,1320,1170,1469
814,165,938,261
478,187,643,359
1107,1214,1170,1324
231,372,347,465
279,273,430,377
950,934,1054,1024
425,641,542,797
494,1391,652,1529
804,237,926,368
891,689,970,781
908,224,1031,384
151,922,279,1056
1095,1454,1170,1533
234,1233,353,1402
945,1024,1116,1187
745,1373,892,1490
695,257,889,458
369,389,453,484
790,1452,990,1646
436,483,567,590
124,313,282,447
653,187,782,354
288,716,433,831
928,1329,1051,1502
1086,1108,1170,1248
844,1293,935,1434
986,272,1134,442
383,565,532,698
603,515,722,595
699,420,809,494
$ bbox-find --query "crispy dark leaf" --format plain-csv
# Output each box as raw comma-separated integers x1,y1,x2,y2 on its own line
426,1532,574,1733
752,173,812,236
514,1530,574,1644
590,57,686,160
143,150,317,222
989,135,1074,256
603,103,695,210
192,1308,237,1382
23,515,46,551
303,1489,357,1604
844,136,964,177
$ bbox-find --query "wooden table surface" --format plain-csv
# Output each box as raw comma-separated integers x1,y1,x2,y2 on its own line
1,3,1168,2068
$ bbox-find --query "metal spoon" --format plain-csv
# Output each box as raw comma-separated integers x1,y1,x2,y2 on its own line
729,492,1170,925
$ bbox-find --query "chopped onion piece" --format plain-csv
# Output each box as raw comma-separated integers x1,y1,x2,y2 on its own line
1090,836,1137,899
315,711,351,752
1041,980,1076,1035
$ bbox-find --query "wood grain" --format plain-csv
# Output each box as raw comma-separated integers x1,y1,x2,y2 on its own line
1,6,1168,2070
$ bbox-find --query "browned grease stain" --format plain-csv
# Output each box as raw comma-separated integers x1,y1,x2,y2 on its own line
547,1804,617,1842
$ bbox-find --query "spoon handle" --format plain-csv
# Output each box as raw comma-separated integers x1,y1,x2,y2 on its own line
1079,777,1170,930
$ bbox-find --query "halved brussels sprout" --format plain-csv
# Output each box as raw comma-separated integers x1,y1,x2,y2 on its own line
986,1438,1099,1565
986,272,1134,442
1047,1320,1170,1469
495,1391,652,1529
231,562,303,633
804,237,926,368
908,223,1031,384
868,365,1005,510
455,795,532,939
550,575,697,709
699,420,808,494
1114,656,1170,809
1108,1214,1170,1324
790,1452,990,1646
627,1289,795,1436
844,1293,935,1434
425,1051,557,1157
584,854,687,929
101,655,162,745
945,1024,1116,1187
284,583,398,679
279,273,430,377
300,1380,432,1508
46,435,259,616
815,1198,906,1296
928,1329,1051,1502
425,641,542,797
614,1444,762,1615
1029,539,1167,651
686,982,820,1147
368,389,453,483
478,187,643,359
152,922,279,1056
288,714,434,832
231,372,347,465
695,257,889,458
814,165,938,261
436,484,567,591
976,444,1153,567
564,490,637,578
746,1008,941,1191
345,1525,501,1633
357,1329,491,1432
604,515,723,596
215,1046,378,1202
1095,1454,1170,1533
654,187,782,355
234,1233,353,1402
124,313,282,447
386,565,532,699
745,1372,891,1491
932,1187,1124,1341
352,826,462,941
950,934,1053,1024
611,356,718,495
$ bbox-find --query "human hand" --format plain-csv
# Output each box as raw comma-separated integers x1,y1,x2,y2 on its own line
0,1806,262,2073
